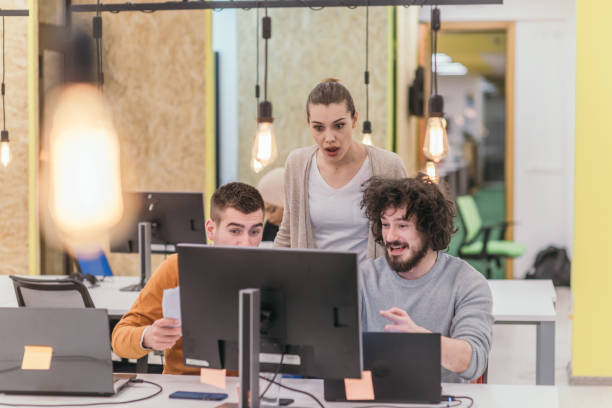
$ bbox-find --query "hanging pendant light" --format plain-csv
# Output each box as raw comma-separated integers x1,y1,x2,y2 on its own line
1,130,9,167
251,8,277,173
423,7,449,164
361,4,373,146
1,16,10,167
43,28,123,245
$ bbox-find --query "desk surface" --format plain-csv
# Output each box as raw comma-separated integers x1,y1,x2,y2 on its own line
0,275,557,322
0,374,559,408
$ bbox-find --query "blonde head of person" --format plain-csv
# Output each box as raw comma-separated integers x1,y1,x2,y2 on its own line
257,167,285,227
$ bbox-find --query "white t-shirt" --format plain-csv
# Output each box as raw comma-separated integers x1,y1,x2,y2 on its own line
309,155,372,262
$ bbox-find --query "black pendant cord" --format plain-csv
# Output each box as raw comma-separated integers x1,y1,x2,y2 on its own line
364,4,369,123
430,6,440,97
433,24,438,95
263,5,269,102
2,15,6,133
429,10,434,97
94,0,104,89
255,5,260,101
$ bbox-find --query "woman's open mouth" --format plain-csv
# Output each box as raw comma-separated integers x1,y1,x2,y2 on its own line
325,146,340,156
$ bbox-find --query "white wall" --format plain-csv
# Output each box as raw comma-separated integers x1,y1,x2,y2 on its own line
213,10,239,185
420,0,576,277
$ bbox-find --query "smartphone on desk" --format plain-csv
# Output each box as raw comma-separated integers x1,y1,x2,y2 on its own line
169,391,228,401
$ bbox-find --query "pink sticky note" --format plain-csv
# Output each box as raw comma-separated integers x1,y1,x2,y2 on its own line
200,368,227,390
344,370,375,401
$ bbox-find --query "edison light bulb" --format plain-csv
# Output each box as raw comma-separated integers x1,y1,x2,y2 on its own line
0,136,9,167
46,83,123,242
423,116,449,163
250,121,277,173
361,120,373,146
424,161,439,183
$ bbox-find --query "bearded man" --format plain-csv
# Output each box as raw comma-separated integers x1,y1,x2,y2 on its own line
359,175,493,383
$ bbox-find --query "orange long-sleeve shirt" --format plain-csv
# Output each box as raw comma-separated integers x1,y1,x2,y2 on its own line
111,254,199,375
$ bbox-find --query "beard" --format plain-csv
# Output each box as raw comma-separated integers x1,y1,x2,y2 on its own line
384,238,430,273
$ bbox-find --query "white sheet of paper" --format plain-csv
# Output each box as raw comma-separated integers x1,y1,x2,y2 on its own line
162,286,181,327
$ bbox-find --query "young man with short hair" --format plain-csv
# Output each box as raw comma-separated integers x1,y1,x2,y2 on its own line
360,175,493,383
112,182,265,374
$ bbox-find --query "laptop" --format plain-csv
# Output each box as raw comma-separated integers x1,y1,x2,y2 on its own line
324,332,442,404
0,307,118,396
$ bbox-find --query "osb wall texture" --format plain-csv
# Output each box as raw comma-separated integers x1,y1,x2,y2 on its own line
72,1,209,276
237,7,390,186
0,0,29,275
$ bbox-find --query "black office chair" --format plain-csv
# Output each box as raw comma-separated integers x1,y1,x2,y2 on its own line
9,275,95,308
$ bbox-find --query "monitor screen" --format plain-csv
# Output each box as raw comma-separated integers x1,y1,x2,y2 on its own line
178,244,362,380
110,192,206,253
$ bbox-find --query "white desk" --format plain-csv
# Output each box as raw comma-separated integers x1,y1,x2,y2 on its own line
0,375,559,408
0,275,140,318
488,279,557,386
0,276,557,385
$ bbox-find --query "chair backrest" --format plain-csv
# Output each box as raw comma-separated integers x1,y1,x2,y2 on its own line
456,195,482,243
9,276,95,308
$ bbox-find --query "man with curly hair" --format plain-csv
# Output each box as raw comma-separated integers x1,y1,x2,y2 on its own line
360,175,493,383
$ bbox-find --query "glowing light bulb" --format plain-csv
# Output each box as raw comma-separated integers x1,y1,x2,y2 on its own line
0,131,9,167
423,116,448,163
424,160,439,183
250,121,277,173
251,101,278,173
361,120,373,146
45,83,123,242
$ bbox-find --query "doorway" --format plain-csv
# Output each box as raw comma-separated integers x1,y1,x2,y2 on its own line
419,22,515,279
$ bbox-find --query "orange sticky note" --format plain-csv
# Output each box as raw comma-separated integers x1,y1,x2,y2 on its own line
200,368,227,390
344,370,375,401
21,345,53,370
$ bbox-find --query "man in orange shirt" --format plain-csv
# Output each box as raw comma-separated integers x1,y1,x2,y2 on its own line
112,182,265,374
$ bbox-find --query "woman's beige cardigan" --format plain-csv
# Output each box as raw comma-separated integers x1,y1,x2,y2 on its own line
274,144,409,259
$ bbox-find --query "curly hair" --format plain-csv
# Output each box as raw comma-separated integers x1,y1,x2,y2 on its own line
361,174,456,251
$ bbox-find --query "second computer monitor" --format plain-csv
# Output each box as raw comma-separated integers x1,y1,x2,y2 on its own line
110,191,206,253
178,244,363,380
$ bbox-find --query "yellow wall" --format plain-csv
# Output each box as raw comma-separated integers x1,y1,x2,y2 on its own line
572,1,612,377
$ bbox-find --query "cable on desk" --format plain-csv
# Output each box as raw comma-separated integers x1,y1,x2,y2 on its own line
259,345,286,401
258,376,325,408
449,395,474,407
0,379,162,407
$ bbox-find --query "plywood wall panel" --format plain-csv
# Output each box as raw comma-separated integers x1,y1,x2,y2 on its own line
0,0,30,275
71,4,209,276
236,7,390,185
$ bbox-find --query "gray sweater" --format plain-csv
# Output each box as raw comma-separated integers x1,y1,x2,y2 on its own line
274,144,408,259
359,251,493,383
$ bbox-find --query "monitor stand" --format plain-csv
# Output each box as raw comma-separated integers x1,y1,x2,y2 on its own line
217,289,281,408
120,222,152,292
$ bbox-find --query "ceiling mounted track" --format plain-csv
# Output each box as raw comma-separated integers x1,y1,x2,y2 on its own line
0,10,29,17
71,0,502,13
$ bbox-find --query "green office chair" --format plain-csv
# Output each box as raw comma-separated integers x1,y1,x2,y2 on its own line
456,195,526,278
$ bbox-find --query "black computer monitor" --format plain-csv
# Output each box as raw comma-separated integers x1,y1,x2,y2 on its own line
178,244,363,381
110,192,206,291
110,191,206,254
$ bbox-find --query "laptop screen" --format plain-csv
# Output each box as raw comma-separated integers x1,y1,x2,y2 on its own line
0,308,114,396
